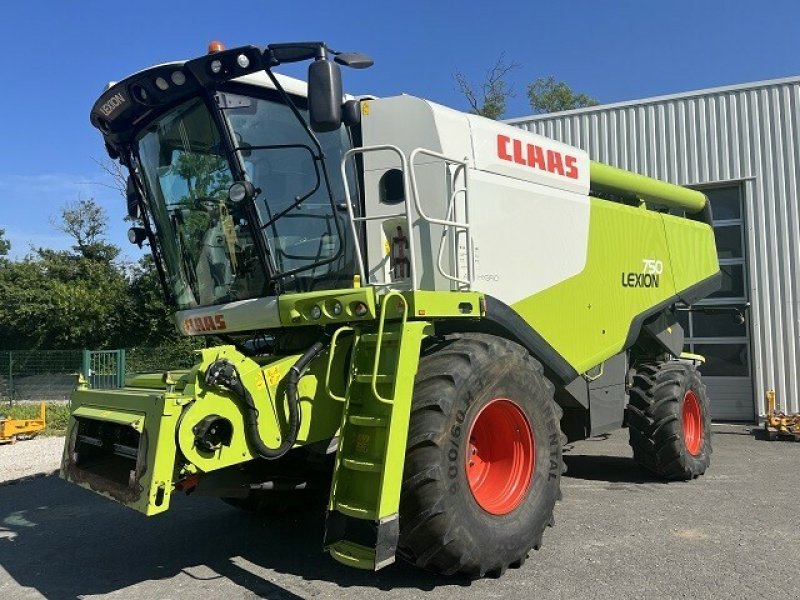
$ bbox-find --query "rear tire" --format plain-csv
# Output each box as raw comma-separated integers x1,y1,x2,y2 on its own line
627,361,712,480
398,334,563,578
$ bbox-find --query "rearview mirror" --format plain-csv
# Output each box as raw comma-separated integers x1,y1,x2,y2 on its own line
308,58,342,132
125,176,140,219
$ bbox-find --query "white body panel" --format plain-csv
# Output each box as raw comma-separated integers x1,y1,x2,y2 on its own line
468,170,590,304
358,95,591,304
175,296,281,336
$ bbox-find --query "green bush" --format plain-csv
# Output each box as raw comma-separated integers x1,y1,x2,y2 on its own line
3,402,70,435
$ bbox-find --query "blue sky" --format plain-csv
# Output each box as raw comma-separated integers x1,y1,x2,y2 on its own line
1,0,797,260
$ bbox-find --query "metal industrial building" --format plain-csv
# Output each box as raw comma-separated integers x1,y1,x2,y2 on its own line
508,76,800,421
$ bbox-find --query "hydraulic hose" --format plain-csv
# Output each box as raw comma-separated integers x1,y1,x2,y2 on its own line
204,339,327,460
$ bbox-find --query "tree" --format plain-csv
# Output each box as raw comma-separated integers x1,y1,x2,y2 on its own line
0,199,127,349
0,229,9,257
120,255,181,347
94,157,128,199
454,59,599,119
454,56,519,120
527,75,598,114
0,247,129,349
53,198,119,263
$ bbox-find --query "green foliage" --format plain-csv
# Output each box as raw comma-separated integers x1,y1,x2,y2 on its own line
3,402,70,435
54,199,120,262
0,229,9,257
126,340,203,373
0,247,129,349
120,255,181,348
0,198,180,351
527,76,599,114
172,152,231,202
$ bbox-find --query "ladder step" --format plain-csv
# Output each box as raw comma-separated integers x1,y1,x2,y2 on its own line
342,457,383,472
328,541,375,570
354,374,393,384
359,331,401,344
348,414,389,427
334,501,377,520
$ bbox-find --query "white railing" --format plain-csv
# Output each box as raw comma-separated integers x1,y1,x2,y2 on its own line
340,145,473,291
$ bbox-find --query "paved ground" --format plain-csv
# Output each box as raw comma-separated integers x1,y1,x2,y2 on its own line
0,437,63,483
0,425,798,599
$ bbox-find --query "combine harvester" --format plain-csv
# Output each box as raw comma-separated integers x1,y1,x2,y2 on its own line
61,41,720,577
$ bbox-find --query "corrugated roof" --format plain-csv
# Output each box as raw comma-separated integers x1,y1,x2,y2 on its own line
504,74,800,123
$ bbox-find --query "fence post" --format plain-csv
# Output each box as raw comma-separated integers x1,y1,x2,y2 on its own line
117,349,126,388
8,351,13,402
82,349,91,380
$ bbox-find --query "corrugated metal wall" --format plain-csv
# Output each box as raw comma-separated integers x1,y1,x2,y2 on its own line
509,78,800,417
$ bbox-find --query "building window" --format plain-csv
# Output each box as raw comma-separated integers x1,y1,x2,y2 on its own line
680,184,750,381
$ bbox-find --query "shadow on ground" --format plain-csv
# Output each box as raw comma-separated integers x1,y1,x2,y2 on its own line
0,476,459,599
0,437,702,599
562,454,663,484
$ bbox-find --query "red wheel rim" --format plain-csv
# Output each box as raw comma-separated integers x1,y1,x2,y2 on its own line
682,390,703,456
465,398,534,515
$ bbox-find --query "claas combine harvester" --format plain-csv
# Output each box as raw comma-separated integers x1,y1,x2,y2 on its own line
61,41,720,577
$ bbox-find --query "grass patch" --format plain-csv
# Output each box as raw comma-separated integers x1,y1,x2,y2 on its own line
1,402,69,436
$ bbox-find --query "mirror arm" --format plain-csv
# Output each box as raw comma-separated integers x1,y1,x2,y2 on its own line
262,67,325,161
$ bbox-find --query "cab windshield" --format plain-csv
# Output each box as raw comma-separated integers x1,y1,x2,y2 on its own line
218,88,357,292
135,90,357,310
135,98,268,309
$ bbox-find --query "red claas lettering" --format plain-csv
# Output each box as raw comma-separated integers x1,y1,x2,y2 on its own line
496,134,579,179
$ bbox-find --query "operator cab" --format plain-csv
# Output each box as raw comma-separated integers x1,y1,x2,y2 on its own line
93,42,370,312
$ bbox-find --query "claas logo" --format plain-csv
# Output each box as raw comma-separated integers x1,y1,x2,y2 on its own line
496,134,579,179
183,315,227,333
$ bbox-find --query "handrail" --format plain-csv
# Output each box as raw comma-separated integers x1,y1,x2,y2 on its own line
340,145,418,290
435,187,471,287
339,145,474,292
371,291,408,405
409,148,473,287
408,148,470,227
325,326,355,402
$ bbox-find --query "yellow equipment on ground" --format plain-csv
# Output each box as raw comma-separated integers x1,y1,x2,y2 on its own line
764,390,800,441
0,402,46,444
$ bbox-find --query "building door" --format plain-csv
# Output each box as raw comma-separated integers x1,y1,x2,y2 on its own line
678,184,754,421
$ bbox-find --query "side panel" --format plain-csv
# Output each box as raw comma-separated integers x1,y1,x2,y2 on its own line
661,213,720,295
468,170,590,304
512,199,679,373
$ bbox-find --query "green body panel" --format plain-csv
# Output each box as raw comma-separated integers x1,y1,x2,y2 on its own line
590,161,708,213
514,198,719,373
401,290,484,318
125,370,192,390
61,385,185,516
61,344,349,515
278,286,377,326
661,213,719,293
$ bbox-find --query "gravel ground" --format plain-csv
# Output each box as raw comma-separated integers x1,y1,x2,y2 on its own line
0,425,798,599
0,436,63,484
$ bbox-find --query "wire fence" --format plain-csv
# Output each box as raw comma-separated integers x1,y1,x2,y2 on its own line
0,346,199,403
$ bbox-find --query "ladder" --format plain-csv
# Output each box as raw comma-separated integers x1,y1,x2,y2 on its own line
323,291,431,569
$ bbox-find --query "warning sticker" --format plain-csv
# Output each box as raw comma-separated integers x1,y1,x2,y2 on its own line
266,367,281,387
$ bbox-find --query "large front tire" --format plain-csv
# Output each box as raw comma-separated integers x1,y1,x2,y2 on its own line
398,334,563,578
627,361,712,480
